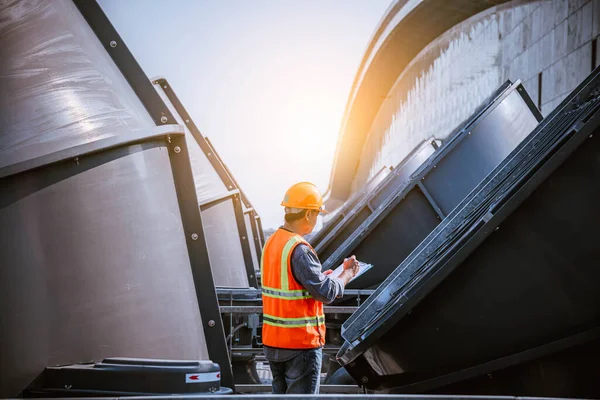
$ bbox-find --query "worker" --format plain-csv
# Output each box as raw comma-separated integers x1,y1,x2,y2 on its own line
260,182,360,394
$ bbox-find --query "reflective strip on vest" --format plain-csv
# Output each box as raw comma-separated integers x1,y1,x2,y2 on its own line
280,236,302,291
261,235,314,299
263,314,325,328
262,286,311,299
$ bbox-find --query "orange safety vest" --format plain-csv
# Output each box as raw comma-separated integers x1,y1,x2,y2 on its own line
260,228,325,349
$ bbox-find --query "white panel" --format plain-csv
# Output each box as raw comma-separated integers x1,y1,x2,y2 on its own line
201,199,249,288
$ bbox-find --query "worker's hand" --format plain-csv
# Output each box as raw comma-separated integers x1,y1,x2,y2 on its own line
343,255,359,277
323,269,333,275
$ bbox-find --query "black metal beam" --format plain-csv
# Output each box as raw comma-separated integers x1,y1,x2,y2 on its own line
248,210,263,262
416,181,445,219
167,136,234,388
255,216,265,246
232,194,259,287
73,1,175,126
152,78,236,190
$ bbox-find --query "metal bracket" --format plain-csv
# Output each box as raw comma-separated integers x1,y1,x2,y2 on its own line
231,194,259,287
167,136,235,387
247,209,263,261
152,78,237,191
73,1,175,126
417,181,445,219
0,125,183,180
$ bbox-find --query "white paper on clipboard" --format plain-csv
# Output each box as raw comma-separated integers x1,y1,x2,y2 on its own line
330,261,374,283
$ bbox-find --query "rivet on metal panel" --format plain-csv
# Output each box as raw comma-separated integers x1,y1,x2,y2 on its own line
174,146,181,153
495,226,500,231
160,116,168,123
242,236,246,240
468,131,472,135
191,233,199,240
228,185,233,189
590,134,594,138
433,165,437,169
421,176,425,180
250,275,254,278
163,85,168,89
361,376,368,384
208,320,216,327
208,152,212,156
109,40,117,48
186,119,190,123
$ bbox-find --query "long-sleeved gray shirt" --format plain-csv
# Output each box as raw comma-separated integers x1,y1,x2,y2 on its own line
264,230,344,362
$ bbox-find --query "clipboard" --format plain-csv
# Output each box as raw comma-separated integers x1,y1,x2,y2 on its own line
330,261,374,283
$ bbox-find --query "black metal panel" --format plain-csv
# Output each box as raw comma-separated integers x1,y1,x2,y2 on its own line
339,67,600,396
344,187,441,289
368,142,436,210
73,1,234,388
311,213,344,248
422,86,540,215
429,334,600,396
317,141,437,263
319,206,372,262
310,166,390,248
321,81,538,293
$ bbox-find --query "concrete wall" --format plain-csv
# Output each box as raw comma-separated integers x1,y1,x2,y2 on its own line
352,0,599,193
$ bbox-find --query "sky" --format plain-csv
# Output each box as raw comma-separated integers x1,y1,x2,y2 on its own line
98,0,391,229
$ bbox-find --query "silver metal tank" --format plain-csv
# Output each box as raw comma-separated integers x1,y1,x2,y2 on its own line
0,0,209,396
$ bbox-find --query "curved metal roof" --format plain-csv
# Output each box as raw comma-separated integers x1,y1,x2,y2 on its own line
325,0,512,208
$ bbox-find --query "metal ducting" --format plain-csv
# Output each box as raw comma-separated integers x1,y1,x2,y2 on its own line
339,67,600,397
0,0,233,395
321,81,541,290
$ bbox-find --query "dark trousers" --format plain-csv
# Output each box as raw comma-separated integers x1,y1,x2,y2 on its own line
268,348,323,394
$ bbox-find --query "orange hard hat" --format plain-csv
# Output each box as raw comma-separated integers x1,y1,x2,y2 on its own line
281,182,328,213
